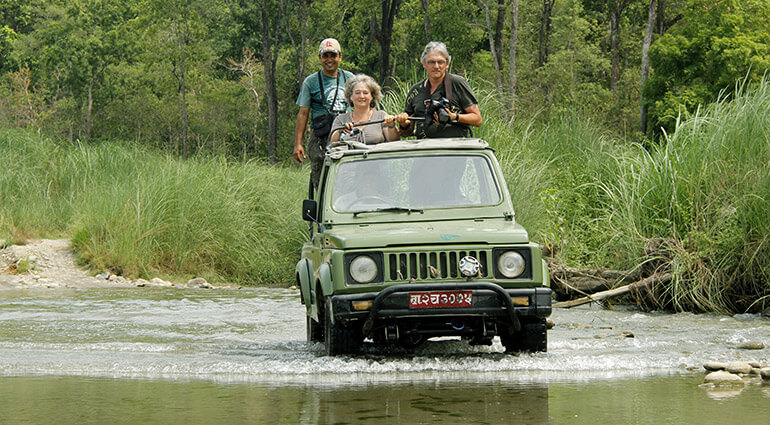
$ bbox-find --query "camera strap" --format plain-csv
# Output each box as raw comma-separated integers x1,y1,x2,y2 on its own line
315,69,347,114
444,73,454,105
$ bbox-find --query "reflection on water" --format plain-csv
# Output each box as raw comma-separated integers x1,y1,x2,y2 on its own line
0,376,550,425
0,287,769,424
2,374,770,425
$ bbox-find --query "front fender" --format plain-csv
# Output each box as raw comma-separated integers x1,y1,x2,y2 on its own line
295,258,313,305
542,259,550,287
319,262,334,297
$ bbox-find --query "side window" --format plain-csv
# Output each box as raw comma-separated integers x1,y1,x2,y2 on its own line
460,156,500,205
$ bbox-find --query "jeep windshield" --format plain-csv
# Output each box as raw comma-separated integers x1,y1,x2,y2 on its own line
332,154,502,213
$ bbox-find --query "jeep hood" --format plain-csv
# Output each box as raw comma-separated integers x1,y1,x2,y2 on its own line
323,219,530,249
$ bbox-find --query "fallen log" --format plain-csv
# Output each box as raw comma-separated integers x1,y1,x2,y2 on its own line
549,264,643,299
553,272,672,308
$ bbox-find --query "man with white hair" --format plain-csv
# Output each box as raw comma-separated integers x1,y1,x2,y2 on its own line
396,41,482,139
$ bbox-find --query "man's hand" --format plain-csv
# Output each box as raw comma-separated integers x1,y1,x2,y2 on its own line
294,106,311,162
395,112,411,127
293,144,306,162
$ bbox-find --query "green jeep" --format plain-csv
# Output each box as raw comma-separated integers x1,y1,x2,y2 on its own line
296,138,551,355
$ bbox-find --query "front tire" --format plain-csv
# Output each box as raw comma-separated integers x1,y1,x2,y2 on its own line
501,320,547,353
307,315,323,344
323,298,359,355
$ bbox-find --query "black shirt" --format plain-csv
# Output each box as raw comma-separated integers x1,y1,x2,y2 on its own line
404,73,478,138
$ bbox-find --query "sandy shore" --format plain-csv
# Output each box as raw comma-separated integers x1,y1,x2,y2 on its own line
0,239,232,290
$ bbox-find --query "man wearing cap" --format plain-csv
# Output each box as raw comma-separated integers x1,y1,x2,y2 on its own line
294,38,354,191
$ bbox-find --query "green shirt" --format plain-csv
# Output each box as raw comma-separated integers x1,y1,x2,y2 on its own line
296,69,354,127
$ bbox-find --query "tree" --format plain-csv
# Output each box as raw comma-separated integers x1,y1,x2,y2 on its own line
372,0,402,85
139,0,229,157
10,0,137,140
537,0,555,67
479,0,507,89
259,4,279,163
232,0,299,163
509,0,519,113
639,0,656,133
419,0,431,41
608,0,633,91
226,47,264,155
644,0,770,134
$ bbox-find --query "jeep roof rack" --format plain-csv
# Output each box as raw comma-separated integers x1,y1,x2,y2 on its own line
326,138,491,159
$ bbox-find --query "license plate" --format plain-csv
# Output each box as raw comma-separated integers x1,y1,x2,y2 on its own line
409,291,473,308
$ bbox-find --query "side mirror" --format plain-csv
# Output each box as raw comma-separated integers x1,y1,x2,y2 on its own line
302,199,317,222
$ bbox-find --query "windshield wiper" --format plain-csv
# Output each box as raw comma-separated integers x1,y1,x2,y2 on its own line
353,207,424,217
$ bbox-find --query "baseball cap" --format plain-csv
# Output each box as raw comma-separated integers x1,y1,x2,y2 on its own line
319,38,341,55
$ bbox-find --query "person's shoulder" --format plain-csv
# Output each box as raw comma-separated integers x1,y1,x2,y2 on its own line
372,109,387,119
406,80,424,96
447,73,470,86
333,112,352,122
342,69,355,79
301,71,320,86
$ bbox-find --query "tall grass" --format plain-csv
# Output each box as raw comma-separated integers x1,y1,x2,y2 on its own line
3,76,769,309
0,130,308,285
591,78,770,312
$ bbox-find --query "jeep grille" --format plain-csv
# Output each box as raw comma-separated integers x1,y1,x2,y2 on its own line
385,250,490,281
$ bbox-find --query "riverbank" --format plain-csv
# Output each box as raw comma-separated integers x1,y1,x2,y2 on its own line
0,239,235,290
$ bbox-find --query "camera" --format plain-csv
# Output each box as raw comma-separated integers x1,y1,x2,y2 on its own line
423,97,452,126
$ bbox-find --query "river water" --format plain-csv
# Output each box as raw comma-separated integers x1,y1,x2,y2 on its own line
0,287,768,424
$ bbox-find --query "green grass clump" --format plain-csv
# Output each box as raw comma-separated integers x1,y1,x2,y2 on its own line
1,130,308,285
588,78,770,312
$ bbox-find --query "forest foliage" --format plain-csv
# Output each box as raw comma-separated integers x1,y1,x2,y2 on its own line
2,0,769,160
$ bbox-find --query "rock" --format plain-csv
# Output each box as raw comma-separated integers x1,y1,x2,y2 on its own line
703,362,728,372
725,361,753,375
760,368,770,381
703,371,745,386
737,341,765,350
150,277,169,286
748,361,761,368
188,277,210,288
758,369,770,380
135,278,149,287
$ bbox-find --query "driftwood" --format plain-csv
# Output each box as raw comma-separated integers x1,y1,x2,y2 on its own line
549,264,643,299
552,272,672,308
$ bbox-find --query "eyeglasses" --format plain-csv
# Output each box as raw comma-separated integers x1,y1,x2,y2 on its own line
321,52,339,59
425,59,447,66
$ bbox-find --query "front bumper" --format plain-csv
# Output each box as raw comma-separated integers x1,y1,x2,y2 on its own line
328,282,552,338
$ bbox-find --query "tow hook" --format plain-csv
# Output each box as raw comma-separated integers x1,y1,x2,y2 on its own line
385,325,399,342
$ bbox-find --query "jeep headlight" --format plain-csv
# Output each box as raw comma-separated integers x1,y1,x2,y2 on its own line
497,251,526,278
349,255,378,283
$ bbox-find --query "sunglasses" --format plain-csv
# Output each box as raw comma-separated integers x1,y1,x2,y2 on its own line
321,52,339,59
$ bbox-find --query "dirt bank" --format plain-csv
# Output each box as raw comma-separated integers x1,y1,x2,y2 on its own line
0,239,229,290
